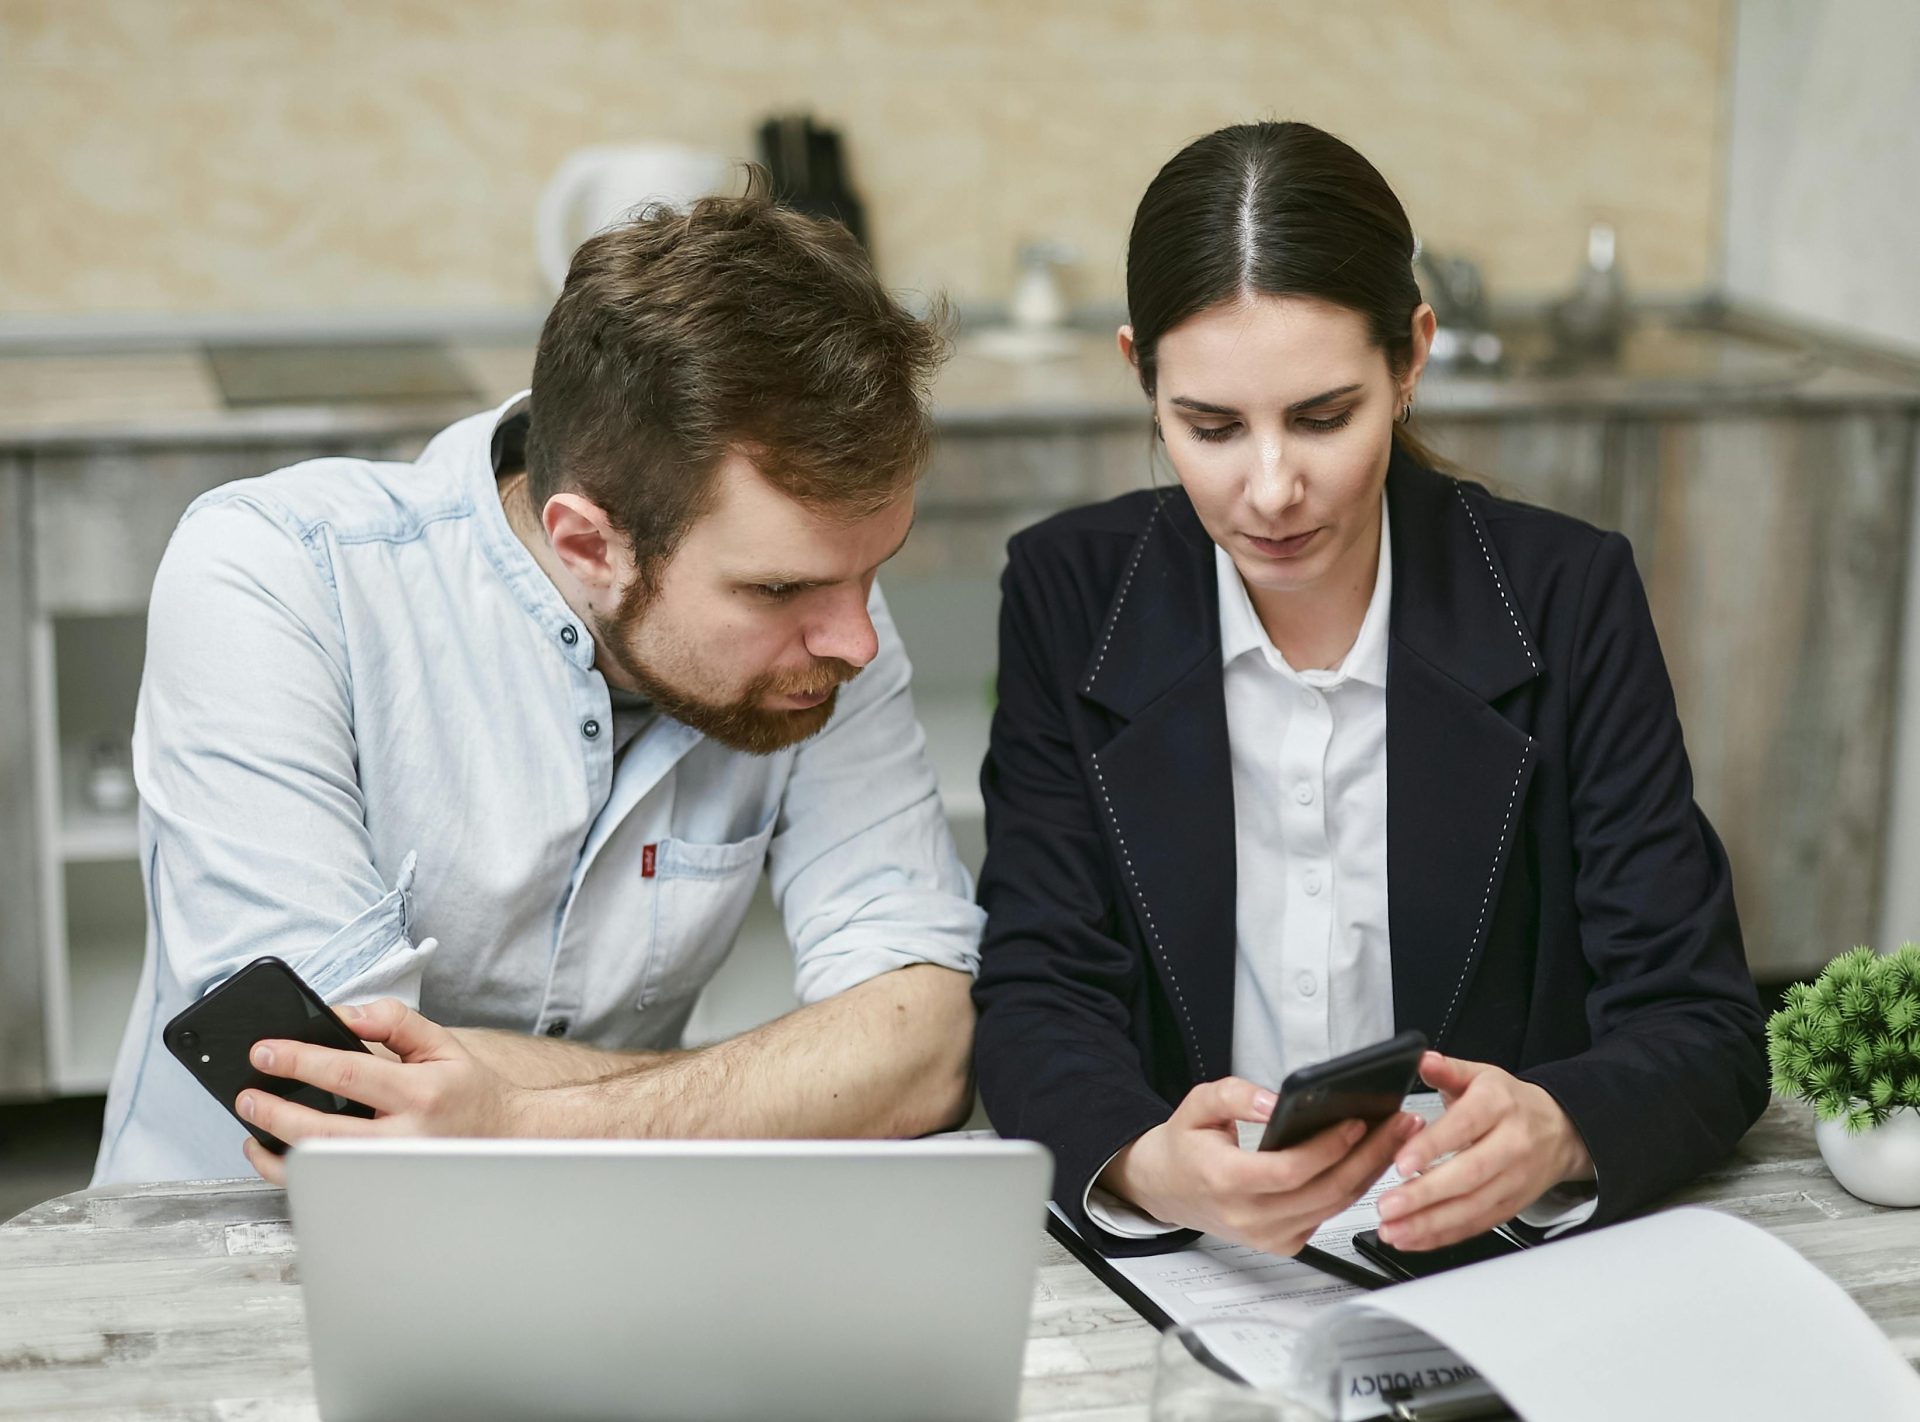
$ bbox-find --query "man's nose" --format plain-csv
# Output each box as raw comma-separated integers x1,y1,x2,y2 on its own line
806,588,879,668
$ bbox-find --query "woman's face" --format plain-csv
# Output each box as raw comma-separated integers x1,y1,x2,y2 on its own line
1123,294,1431,602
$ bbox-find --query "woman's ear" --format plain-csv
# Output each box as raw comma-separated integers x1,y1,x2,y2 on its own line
1403,303,1438,398
1117,324,1138,367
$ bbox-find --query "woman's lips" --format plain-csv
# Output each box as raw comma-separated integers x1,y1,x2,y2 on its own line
1246,528,1321,559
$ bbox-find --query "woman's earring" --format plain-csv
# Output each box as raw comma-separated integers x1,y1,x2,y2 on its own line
1398,399,1414,425
1153,417,1165,442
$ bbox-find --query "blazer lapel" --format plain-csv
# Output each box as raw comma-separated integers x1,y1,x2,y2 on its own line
1079,494,1237,1084
1384,454,1542,1047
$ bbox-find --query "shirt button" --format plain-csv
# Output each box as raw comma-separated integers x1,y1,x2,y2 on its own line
1296,972,1318,998
545,1018,570,1037
582,718,601,740
1303,869,1323,896
560,625,578,646
1293,781,1315,805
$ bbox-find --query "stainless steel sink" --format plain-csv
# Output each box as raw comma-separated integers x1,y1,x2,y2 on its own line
204,341,479,407
1490,314,1824,385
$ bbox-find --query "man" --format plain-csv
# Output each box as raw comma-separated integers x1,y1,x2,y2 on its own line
94,185,982,1186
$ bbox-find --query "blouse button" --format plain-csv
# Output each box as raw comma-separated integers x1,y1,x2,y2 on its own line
1293,781,1315,806
582,718,601,740
1295,972,1318,998
560,625,578,646
1303,869,1323,896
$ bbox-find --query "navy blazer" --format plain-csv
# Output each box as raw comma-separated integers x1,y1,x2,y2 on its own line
972,450,1769,1254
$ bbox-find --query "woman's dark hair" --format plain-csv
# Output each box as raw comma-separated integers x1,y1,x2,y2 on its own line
1126,121,1435,463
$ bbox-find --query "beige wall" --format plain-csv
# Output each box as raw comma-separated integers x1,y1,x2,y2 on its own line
1,0,1728,320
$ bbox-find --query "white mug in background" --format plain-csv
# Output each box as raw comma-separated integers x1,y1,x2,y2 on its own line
535,144,735,292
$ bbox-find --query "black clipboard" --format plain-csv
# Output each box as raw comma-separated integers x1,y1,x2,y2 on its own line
1045,1207,1390,1339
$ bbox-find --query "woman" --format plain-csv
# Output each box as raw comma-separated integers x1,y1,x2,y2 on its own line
971,121,1767,1258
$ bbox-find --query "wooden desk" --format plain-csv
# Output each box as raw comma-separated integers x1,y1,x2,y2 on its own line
2,1099,1915,1419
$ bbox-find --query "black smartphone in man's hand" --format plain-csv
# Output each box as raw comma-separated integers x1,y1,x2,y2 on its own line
162,955,375,1155
1256,1028,1429,1153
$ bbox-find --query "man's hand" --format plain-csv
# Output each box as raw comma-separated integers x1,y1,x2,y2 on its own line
1375,1050,1593,1250
1101,1076,1419,1256
237,999,530,1186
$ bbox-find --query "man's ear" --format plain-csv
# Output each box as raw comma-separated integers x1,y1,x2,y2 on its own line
542,493,627,594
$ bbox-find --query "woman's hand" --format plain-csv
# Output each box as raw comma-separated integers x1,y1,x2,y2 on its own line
1375,1050,1593,1250
1100,1076,1420,1256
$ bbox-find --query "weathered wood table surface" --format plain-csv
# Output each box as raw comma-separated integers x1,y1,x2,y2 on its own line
2,1098,1916,1420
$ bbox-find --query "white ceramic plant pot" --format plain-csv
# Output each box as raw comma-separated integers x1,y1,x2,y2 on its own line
1814,1106,1920,1207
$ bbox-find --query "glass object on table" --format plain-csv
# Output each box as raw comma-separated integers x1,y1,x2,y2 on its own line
1150,1315,1335,1421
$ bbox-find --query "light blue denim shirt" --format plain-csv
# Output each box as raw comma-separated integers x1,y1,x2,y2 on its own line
95,395,984,1185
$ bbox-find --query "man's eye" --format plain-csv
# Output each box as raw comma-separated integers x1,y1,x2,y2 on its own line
1188,423,1239,443
754,583,798,600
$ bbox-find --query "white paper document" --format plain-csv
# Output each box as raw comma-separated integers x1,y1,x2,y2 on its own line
1056,1187,1920,1421
1306,1207,1920,1422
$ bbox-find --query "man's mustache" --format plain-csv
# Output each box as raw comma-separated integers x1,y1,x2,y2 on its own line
762,658,863,699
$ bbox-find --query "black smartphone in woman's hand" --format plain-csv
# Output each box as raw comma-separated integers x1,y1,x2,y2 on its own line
1352,1224,1529,1280
1256,1029,1429,1153
162,955,375,1155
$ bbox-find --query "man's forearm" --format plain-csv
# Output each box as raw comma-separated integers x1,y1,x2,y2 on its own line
514,964,975,1139
450,1028,668,1089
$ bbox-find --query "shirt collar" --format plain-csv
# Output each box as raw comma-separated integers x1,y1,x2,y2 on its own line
491,393,532,477
1215,493,1393,689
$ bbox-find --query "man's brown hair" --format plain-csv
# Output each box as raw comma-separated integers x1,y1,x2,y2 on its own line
524,171,946,593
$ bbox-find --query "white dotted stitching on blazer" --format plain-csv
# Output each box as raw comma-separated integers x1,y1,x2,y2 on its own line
1090,748,1207,1079
1455,483,1539,674
1437,742,1532,1045
1082,511,1157,696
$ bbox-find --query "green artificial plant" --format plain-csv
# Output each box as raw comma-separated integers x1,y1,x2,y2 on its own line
1767,944,1920,1134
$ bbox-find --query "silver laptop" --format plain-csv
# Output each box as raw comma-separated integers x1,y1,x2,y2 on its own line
286,1137,1053,1422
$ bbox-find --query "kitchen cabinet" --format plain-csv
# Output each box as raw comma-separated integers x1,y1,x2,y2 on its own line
1,455,46,1100
5,437,425,1099
1420,408,1919,979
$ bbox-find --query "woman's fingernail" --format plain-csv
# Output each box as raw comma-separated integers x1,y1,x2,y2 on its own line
251,1044,274,1069
1379,1196,1402,1221
1252,1090,1277,1114
338,1002,361,1021
1399,1114,1422,1137
1378,1224,1400,1245
236,1093,256,1121
1345,1119,1367,1143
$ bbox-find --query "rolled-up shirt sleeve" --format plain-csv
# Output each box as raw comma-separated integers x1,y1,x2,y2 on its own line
766,586,984,1003
137,494,436,1009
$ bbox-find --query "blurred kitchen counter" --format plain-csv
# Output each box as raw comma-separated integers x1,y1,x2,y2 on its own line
3,305,1920,451
5,305,1920,1108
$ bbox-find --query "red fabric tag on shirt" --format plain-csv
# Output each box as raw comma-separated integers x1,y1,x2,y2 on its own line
642,843,657,879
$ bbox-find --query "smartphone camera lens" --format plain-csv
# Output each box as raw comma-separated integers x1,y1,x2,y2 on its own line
179,1030,200,1053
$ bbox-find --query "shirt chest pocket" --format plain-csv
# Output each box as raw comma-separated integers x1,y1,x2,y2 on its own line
637,818,778,1010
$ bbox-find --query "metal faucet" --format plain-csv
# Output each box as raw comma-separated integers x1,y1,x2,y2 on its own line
1415,244,1504,370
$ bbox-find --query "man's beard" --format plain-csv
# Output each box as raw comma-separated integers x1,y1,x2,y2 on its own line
592,583,862,756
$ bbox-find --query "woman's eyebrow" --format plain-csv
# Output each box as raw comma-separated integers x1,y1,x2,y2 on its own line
1168,383,1364,418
